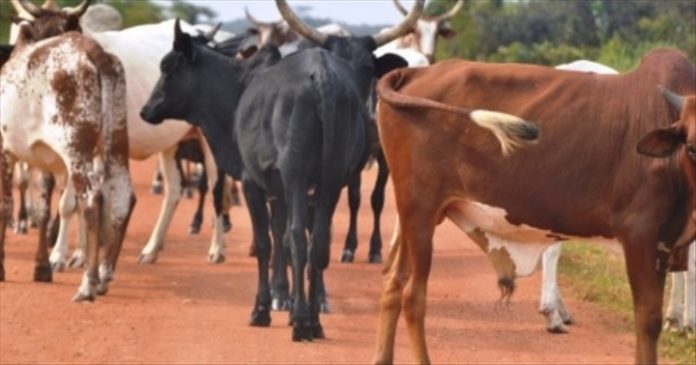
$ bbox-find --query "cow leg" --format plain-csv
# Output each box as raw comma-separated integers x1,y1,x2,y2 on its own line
539,242,573,333
400,210,435,364
49,182,77,272
188,165,207,235
68,212,87,268
684,242,695,335
0,148,13,281
664,272,685,331
373,219,410,364
622,237,666,364
243,176,273,327
150,168,163,195
270,190,291,311
15,165,29,234
284,176,312,341
230,179,241,206
139,146,182,264
207,168,227,263
340,174,361,263
73,182,103,303
97,171,135,295
33,172,55,283
368,150,389,264
221,177,233,232
200,133,228,263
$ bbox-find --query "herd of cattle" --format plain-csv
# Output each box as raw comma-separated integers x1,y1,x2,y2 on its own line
0,0,694,363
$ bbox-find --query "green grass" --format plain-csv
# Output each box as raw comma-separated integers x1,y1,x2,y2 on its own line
558,242,696,365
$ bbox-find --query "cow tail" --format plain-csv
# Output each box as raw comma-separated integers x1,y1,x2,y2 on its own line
98,55,128,241
377,69,541,156
311,67,338,270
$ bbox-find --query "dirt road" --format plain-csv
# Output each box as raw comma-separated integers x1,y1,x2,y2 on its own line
1,158,637,364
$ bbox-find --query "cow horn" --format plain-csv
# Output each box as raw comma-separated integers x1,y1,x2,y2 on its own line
63,0,90,18
373,0,424,47
659,85,684,111
245,6,265,26
174,17,184,40
391,0,408,16
204,23,222,42
15,0,45,18
275,0,327,46
434,0,464,22
10,0,32,19
41,0,59,10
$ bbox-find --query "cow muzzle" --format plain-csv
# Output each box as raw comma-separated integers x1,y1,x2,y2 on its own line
140,104,164,125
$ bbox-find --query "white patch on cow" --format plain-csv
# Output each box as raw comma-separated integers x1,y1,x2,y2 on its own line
447,200,613,276
555,60,619,75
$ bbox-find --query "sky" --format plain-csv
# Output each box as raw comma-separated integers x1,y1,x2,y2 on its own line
153,0,420,25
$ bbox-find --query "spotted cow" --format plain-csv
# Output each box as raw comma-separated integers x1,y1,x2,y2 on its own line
0,2,135,301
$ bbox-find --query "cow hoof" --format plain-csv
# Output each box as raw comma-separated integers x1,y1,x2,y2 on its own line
150,185,163,195
320,299,331,314
340,250,354,263
664,317,682,332
0,265,5,282
96,282,109,296
15,221,28,235
68,251,86,268
138,253,158,264
368,253,383,264
249,309,271,327
33,264,53,282
72,291,95,303
312,323,326,339
51,261,66,273
188,225,201,235
546,324,569,334
272,297,292,311
562,315,574,325
208,253,225,264
292,322,313,342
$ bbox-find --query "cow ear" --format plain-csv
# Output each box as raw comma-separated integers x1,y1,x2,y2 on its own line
173,20,196,61
374,53,409,78
637,124,685,158
438,28,456,39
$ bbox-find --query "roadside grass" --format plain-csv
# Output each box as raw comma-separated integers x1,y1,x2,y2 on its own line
558,242,696,365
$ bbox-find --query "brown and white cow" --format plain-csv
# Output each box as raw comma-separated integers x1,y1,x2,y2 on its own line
372,49,695,364
379,0,462,63
0,1,135,301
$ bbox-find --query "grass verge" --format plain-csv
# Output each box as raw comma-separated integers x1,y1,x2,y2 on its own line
558,242,696,365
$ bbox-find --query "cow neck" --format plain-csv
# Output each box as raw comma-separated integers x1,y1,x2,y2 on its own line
189,49,244,179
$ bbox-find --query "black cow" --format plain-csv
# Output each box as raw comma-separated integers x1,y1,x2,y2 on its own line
141,0,422,341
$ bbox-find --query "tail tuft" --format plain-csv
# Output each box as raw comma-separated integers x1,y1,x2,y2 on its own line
470,110,540,156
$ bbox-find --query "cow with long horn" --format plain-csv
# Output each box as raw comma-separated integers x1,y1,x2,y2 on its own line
141,0,424,341
380,0,464,62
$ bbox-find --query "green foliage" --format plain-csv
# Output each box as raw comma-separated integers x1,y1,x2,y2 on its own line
559,242,696,365
169,0,216,25
436,0,695,69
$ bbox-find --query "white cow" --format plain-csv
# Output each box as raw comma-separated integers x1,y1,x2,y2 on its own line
1,4,134,300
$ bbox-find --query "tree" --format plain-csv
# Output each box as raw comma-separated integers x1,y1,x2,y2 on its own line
169,0,217,25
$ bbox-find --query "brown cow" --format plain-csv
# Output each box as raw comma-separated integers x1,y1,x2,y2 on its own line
372,49,695,364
